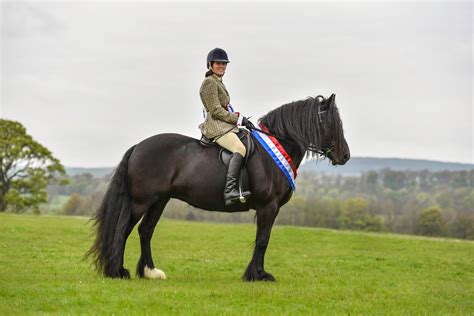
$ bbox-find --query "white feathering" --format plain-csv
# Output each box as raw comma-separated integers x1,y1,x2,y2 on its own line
144,265,167,280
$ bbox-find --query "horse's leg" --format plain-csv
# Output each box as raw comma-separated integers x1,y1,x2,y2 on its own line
136,197,170,279
117,205,147,278
243,202,279,281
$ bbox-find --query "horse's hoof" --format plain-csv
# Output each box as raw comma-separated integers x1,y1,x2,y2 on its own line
144,265,167,280
120,268,131,279
259,272,275,282
243,269,276,282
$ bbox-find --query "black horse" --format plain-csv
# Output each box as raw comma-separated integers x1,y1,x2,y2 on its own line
86,93,350,281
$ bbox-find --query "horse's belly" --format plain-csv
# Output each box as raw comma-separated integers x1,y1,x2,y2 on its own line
170,155,251,212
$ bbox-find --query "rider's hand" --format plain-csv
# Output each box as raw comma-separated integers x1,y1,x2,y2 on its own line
242,117,256,130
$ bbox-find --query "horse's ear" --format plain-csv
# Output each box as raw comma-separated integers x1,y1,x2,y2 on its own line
321,93,335,110
328,93,336,106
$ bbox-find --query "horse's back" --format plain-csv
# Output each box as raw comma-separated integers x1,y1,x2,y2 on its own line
127,133,228,206
127,132,258,211
136,133,196,150
128,133,205,174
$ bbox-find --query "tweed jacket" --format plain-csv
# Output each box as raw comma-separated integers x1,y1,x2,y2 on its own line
199,74,239,139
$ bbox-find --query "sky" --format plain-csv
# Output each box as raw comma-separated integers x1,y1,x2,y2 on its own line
1,1,472,167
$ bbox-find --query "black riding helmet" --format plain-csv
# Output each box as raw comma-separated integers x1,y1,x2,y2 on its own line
207,48,229,68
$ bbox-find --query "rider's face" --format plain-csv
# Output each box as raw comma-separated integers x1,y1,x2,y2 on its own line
211,62,227,77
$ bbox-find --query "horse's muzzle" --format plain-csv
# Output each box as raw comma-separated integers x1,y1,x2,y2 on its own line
331,152,350,165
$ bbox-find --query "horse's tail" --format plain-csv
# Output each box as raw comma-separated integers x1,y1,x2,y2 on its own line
85,145,136,278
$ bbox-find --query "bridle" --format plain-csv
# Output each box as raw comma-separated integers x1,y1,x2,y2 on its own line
247,105,332,158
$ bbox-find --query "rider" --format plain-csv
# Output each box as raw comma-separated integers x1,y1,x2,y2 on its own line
199,48,253,206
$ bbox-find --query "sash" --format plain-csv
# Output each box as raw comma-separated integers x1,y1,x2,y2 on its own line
202,104,235,118
251,123,297,190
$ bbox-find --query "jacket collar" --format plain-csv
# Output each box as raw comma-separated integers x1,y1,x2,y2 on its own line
209,73,228,96
211,74,223,82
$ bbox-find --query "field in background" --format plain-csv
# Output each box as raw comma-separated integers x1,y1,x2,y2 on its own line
1,213,473,314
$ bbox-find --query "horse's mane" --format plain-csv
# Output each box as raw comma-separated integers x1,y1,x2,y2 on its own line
259,96,345,158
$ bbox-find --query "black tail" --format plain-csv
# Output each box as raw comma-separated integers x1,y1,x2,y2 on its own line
85,145,136,278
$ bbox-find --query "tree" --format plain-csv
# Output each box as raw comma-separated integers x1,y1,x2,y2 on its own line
337,197,383,232
449,214,474,240
0,119,67,213
382,169,407,190
61,193,83,215
363,170,379,193
416,206,446,236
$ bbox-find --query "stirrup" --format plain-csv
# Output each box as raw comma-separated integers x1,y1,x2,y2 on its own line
225,192,250,206
238,178,246,203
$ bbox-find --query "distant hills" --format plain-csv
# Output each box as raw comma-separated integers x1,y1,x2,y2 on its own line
299,157,474,175
66,157,474,177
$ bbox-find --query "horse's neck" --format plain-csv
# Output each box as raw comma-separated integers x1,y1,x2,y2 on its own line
262,124,305,170
281,141,305,169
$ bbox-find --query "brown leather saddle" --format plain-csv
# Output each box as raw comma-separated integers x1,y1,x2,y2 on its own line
199,130,255,167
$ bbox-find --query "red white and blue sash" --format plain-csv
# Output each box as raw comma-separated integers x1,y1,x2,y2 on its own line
251,123,297,190
202,104,236,118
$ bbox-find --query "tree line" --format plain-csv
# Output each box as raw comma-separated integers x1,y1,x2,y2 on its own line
47,168,473,240
278,169,473,239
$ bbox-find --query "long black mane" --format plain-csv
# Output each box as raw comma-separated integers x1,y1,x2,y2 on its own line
259,96,345,159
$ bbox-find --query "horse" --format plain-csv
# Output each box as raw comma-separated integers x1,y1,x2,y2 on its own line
86,93,350,281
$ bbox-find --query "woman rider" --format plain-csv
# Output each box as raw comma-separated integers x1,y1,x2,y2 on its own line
199,48,253,206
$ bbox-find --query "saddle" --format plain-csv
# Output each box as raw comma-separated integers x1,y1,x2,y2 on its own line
200,130,255,196
200,130,255,167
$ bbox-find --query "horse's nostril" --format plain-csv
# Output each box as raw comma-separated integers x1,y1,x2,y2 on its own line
343,153,350,161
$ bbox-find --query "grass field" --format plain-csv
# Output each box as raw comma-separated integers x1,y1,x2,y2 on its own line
0,213,473,315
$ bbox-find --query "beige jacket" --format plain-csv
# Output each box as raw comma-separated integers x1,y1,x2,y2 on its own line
199,74,239,139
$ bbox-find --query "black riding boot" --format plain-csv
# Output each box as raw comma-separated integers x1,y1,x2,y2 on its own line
224,153,251,206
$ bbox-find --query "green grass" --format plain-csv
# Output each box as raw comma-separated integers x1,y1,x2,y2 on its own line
0,213,473,315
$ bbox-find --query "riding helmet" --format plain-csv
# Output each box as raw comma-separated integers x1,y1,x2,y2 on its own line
207,48,230,68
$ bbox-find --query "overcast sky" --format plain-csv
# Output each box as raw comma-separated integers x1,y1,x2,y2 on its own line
1,1,472,167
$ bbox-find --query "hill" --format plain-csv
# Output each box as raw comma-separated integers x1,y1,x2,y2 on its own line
300,156,474,175
65,167,114,177
1,213,472,314
66,157,474,178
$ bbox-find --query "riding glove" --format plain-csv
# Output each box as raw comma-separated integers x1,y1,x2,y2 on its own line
242,117,256,130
